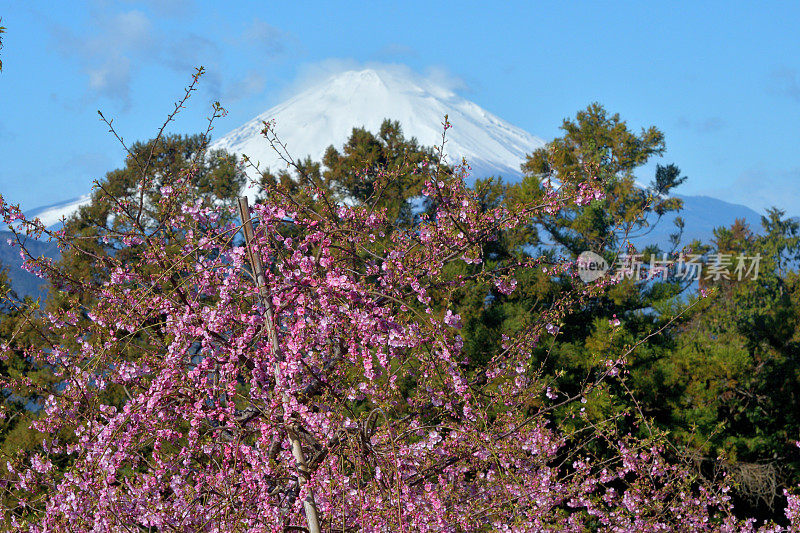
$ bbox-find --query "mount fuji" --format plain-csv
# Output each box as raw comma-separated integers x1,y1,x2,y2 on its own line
15,67,769,297
211,68,545,194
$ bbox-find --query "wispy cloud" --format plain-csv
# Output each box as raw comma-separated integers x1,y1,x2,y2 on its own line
121,0,196,18
49,9,155,109
375,43,418,61
48,9,294,109
422,65,470,96
161,33,224,98
676,115,727,133
696,117,726,133
162,33,221,72
770,67,800,102
242,19,287,57
280,59,470,101
224,70,267,102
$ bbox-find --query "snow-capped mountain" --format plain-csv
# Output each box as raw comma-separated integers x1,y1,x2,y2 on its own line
211,68,546,194
26,194,92,229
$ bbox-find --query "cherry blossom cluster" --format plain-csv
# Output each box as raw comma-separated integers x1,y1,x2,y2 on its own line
0,128,798,531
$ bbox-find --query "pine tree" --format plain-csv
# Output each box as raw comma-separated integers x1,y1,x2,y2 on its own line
321,119,440,226
51,133,245,309
521,102,684,256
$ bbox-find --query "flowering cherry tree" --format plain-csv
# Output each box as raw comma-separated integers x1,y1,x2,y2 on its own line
1,82,799,531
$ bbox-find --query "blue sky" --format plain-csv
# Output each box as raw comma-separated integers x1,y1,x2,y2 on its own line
1,1,799,216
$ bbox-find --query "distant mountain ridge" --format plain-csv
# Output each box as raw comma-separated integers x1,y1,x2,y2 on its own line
634,194,765,249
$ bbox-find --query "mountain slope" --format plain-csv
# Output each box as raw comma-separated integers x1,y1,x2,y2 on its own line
211,68,546,192
26,194,92,230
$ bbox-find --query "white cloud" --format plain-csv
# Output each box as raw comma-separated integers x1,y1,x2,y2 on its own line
49,9,155,109
108,10,153,49
279,59,471,102
88,57,131,92
224,70,267,102
242,19,287,57
49,9,294,109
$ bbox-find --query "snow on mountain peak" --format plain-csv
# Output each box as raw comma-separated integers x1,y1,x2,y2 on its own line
25,194,92,229
211,67,545,193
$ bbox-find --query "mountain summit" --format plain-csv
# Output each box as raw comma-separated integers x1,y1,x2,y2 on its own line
211,68,545,188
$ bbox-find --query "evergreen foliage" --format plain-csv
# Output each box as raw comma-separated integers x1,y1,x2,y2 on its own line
2,99,800,527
